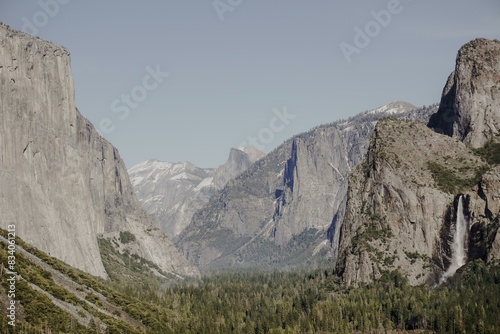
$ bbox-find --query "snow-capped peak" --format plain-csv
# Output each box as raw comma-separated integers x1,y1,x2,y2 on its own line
368,101,416,115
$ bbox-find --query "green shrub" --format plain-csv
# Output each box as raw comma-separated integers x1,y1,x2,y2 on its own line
473,141,500,165
119,231,136,244
85,292,100,304
427,161,486,193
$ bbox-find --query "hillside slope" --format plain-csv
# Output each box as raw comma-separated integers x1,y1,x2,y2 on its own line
0,229,186,333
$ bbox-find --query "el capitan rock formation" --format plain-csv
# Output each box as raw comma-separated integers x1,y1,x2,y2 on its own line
0,23,197,278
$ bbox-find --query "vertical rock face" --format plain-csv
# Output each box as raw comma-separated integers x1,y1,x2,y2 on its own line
176,102,434,271
468,165,500,263
428,38,500,148
128,146,265,238
339,38,500,286
272,123,367,247
336,120,487,286
273,101,429,257
0,24,197,278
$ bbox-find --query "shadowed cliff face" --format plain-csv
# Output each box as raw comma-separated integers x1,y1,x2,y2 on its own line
0,24,197,278
339,39,500,287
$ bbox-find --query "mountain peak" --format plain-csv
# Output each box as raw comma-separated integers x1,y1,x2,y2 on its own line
428,38,500,148
368,101,417,115
235,146,266,162
128,146,265,238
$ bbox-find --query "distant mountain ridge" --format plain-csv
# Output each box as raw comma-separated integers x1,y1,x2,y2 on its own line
173,101,437,272
128,146,265,238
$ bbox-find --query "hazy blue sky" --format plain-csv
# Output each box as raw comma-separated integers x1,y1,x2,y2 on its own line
1,1,499,168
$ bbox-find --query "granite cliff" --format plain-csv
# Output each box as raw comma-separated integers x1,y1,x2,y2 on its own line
429,38,500,148
338,38,500,286
0,24,197,278
175,102,435,271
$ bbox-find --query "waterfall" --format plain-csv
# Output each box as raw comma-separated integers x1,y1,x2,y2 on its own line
442,195,468,281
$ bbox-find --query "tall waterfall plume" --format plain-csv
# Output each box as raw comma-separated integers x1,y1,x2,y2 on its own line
442,195,468,281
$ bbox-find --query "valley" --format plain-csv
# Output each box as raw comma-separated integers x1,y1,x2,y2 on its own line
0,15,499,334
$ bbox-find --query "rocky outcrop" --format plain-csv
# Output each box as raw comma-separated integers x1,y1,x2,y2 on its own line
128,146,265,238
429,38,500,148
336,120,490,286
468,165,500,263
339,38,500,286
0,24,197,278
213,147,265,189
176,102,435,271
